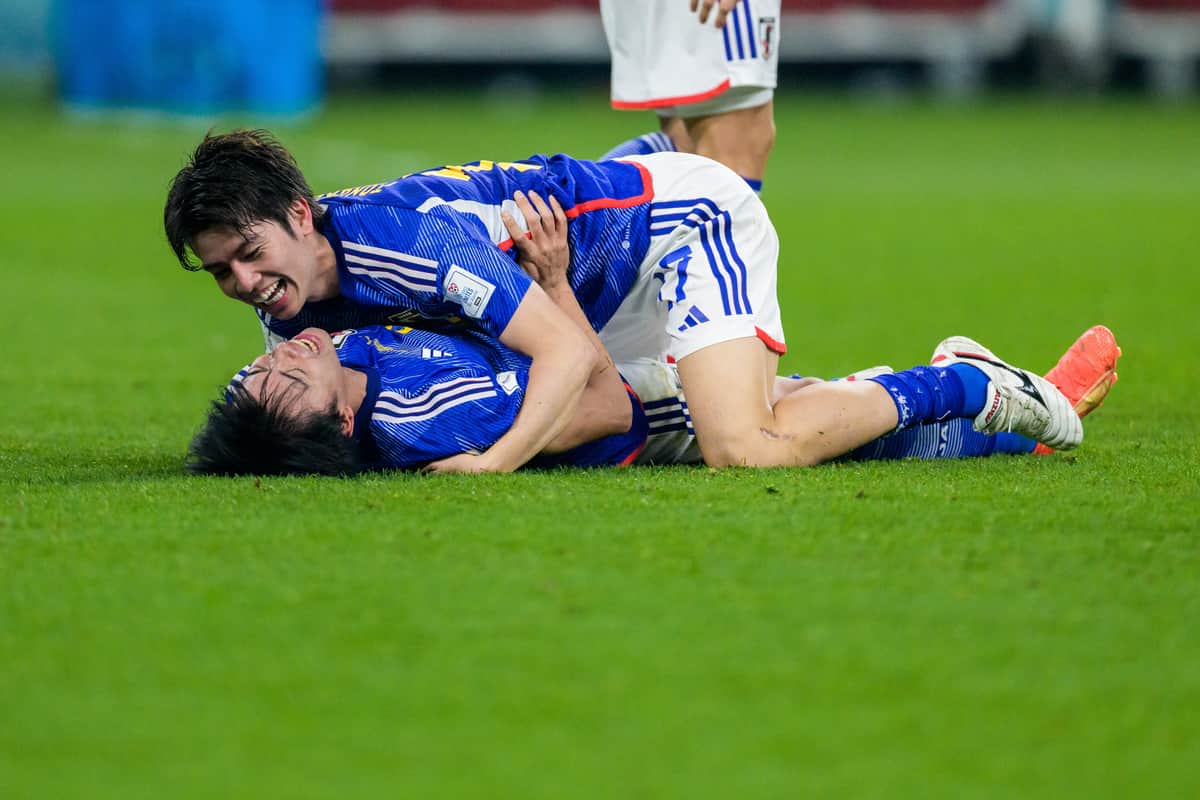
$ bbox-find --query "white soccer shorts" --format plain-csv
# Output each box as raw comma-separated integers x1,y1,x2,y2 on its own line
599,152,785,365
618,357,704,465
600,0,781,118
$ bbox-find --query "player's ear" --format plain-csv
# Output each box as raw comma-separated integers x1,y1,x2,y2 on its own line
338,404,355,438
290,198,313,235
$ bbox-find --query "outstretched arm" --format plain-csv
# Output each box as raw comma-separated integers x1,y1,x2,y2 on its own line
502,190,632,452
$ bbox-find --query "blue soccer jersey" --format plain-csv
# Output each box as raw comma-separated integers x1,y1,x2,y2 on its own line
259,155,655,343
233,325,647,470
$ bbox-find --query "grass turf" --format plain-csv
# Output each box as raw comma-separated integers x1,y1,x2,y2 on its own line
1,88,1198,797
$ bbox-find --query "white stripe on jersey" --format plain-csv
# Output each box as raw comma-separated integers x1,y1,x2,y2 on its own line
374,387,498,425
342,240,438,269
344,259,439,294
342,241,439,293
343,258,437,289
375,376,496,420
342,252,438,284
414,197,524,245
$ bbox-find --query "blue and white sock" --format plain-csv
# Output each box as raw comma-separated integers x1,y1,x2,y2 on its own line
743,177,763,194
848,419,1036,461
600,131,677,160
868,363,991,432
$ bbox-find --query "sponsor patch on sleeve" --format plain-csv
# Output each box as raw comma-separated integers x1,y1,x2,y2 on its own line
443,265,495,319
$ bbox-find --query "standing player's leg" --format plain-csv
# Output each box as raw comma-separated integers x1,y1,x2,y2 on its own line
660,117,693,154
601,102,775,192
680,100,775,190
598,0,779,192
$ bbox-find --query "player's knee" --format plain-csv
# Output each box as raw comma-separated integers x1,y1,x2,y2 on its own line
693,434,785,469
700,443,756,468
698,426,826,469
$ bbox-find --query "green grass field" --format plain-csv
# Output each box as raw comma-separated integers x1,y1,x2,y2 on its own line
2,88,1198,797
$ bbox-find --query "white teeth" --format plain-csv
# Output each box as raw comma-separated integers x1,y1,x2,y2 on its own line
255,280,283,305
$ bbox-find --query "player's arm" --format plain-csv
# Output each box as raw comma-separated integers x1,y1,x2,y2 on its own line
502,190,632,452
425,287,595,473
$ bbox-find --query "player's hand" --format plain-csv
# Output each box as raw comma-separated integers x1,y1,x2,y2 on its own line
691,0,741,28
422,452,505,474
502,190,570,292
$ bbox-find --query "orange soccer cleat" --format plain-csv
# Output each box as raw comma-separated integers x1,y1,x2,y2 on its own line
1032,325,1121,455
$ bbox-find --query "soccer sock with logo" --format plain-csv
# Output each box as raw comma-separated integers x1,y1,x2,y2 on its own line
600,131,677,160
848,419,1036,461
868,363,991,432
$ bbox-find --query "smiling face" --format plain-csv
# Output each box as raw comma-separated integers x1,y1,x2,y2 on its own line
192,200,336,320
240,328,354,434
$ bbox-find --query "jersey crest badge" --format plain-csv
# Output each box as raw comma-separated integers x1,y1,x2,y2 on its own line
496,371,520,395
759,17,776,59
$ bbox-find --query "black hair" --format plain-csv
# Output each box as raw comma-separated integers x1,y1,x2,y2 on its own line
187,383,362,477
164,128,325,271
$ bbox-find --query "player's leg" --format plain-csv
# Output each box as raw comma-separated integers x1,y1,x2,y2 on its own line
621,151,1082,465
660,115,694,153
681,99,775,188
599,0,778,189
772,366,1039,461
626,152,891,466
683,336,1086,467
773,366,893,403
677,337,900,467
840,325,1119,461
948,324,1120,456
848,421,1037,462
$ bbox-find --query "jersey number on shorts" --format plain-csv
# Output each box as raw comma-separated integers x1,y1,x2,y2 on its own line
654,246,693,310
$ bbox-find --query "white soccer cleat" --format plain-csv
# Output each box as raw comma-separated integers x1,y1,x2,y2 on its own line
931,336,1083,450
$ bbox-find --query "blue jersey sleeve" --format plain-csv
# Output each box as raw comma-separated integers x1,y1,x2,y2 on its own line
332,204,533,339
368,366,526,469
